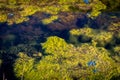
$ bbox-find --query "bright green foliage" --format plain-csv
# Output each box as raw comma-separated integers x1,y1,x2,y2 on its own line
113,46,120,56
41,36,120,79
20,5,40,17
92,31,113,46
42,6,60,15
14,52,34,80
58,0,76,4
69,27,114,47
14,52,71,80
0,13,7,22
69,27,95,44
14,17,29,24
42,15,58,25
41,36,68,55
0,0,107,24
14,36,120,80
89,0,106,18
67,44,120,80
35,57,71,80
70,27,95,37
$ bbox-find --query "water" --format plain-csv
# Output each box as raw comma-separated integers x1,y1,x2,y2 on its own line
0,12,120,80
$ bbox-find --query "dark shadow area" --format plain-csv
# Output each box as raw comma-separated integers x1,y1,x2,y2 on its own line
0,52,18,80
89,18,99,29
76,15,88,28
78,35,92,43
110,75,120,80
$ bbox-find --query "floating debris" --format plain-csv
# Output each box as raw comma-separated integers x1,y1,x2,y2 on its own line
87,60,96,66
83,0,90,4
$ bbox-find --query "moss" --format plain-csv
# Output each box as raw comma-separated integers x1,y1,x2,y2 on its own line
113,46,120,56
0,13,7,22
89,10,101,18
14,52,35,79
88,0,106,18
14,36,120,80
41,36,68,55
15,17,29,24
14,52,71,80
7,0,17,5
42,15,58,24
41,36,120,79
0,0,107,24
69,27,114,47
107,22,120,33
93,31,113,46
20,5,40,17
69,27,95,37
42,6,60,15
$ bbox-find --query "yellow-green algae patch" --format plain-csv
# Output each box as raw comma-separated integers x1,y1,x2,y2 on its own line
14,36,120,80
0,0,107,25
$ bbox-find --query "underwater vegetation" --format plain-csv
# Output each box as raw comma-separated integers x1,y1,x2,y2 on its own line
13,36,120,80
0,0,120,80
0,0,108,25
69,27,114,47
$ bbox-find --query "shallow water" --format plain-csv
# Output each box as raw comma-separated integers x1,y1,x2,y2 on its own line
0,12,120,80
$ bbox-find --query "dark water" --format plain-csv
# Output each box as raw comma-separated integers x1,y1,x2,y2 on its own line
0,12,120,80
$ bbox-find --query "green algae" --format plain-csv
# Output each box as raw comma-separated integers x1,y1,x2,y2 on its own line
14,36,120,80
0,0,107,25
69,27,114,47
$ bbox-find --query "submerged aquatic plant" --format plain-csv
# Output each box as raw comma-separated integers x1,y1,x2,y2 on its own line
88,0,106,18
0,0,107,24
113,46,120,56
41,36,68,55
14,52,35,80
2,34,16,46
7,44,37,56
69,27,114,47
0,13,7,22
42,15,58,25
14,36,120,80
107,22,120,33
